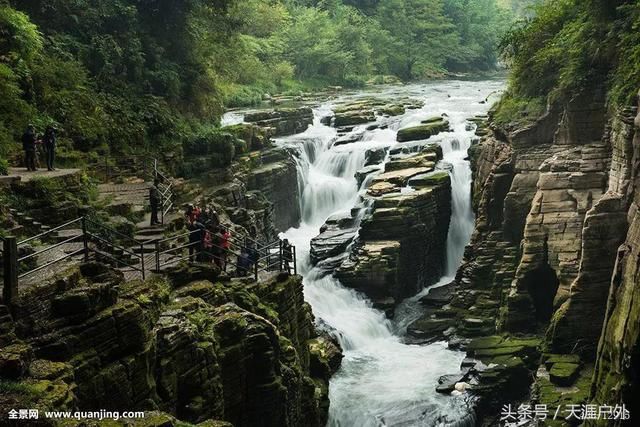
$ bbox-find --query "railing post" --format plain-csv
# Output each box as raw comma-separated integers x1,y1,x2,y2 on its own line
293,246,297,276
140,245,146,280
3,237,18,307
254,256,259,281
81,217,89,262
161,196,165,226
155,240,160,273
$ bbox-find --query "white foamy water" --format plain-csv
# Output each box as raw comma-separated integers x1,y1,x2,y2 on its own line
276,80,503,426
221,111,245,126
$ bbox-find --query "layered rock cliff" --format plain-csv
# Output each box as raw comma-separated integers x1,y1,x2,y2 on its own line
0,263,341,426
309,141,452,313
429,89,640,424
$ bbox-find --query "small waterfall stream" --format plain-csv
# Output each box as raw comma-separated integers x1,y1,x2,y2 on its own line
275,80,503,426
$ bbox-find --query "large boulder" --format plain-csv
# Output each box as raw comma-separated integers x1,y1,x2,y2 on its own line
397,119,451,142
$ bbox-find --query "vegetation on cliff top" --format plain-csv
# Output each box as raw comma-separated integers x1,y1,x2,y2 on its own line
0,0,518,165
495,0,640,128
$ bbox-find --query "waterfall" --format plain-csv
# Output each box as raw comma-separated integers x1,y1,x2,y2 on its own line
278,80,503,426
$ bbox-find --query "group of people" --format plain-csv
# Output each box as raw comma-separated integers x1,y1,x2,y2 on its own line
21,124,57,172
183,204,260,276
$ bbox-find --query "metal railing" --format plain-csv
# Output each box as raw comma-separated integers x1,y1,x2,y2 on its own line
152,228,296,280
2,216,296,306
14,217,147,280
95,155,175,225
83,218,146,279
17,218,85,280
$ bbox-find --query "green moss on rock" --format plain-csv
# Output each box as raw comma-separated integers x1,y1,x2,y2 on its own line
549,362,581,386
380,105,406,116
397,120,450,142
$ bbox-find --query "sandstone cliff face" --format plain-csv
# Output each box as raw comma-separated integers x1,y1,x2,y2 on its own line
0,263,340,427
589,95,640,425
437,88,640,422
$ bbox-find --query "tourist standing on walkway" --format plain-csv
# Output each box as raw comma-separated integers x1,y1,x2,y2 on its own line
21,124,37,171
149,178,161,225
43,126,57,171
282,239,293,274
188,220,204,262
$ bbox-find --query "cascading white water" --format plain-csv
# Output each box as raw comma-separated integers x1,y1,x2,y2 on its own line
278,80,503,426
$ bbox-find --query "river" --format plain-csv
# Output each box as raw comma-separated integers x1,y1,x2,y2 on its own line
229,79,504,426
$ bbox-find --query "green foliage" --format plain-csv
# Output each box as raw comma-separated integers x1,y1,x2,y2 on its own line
0,157,8,174
0,0,519,170
497,0,640,125
492,93,546,128
609,4,640,105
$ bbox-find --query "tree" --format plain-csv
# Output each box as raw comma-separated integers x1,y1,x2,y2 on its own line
376,0,456,79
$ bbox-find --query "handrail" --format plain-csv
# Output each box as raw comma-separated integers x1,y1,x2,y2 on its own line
18,233,82,262
6,211,296,295
18,218,82,246
86,232,141,259
92,247,144,275
18,248,85,279
84,218,141,247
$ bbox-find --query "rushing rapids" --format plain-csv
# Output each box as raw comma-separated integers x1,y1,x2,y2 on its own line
275,80,504,426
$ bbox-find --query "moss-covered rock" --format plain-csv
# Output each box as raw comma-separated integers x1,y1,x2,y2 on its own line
549,362,581,386
222,123,272,152
334,111,376,127
244,107,314,137
380,105,406,116
408,171,451,188
0,343,33,379
308,336,342,380
6,264,338,427
397,120,450,142
466,335,541,368
534,366,592,427
421,116,445,124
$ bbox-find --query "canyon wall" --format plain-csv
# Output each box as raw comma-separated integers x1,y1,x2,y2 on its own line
434,88,640,423
0,264,340,426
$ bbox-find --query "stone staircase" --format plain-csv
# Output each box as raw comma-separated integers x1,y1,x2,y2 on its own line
98,182,149,216
7,208,52,237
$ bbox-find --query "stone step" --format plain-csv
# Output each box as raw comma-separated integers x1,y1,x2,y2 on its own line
8,225,24,234
53,229,83,243
134,234,164,243
135,226,165,236
133,244,157,254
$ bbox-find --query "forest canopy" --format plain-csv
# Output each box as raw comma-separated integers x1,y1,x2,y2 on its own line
0,0,518,168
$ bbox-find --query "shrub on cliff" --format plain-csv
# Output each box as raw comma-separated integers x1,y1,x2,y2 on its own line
497,0,640,126
184,129,247,168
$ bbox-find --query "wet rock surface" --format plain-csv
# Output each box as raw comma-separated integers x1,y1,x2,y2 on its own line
333,143,452,307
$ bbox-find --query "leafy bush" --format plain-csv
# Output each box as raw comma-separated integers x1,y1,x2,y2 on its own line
0,157,8,175
492,93,546,128
497,0,640,124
